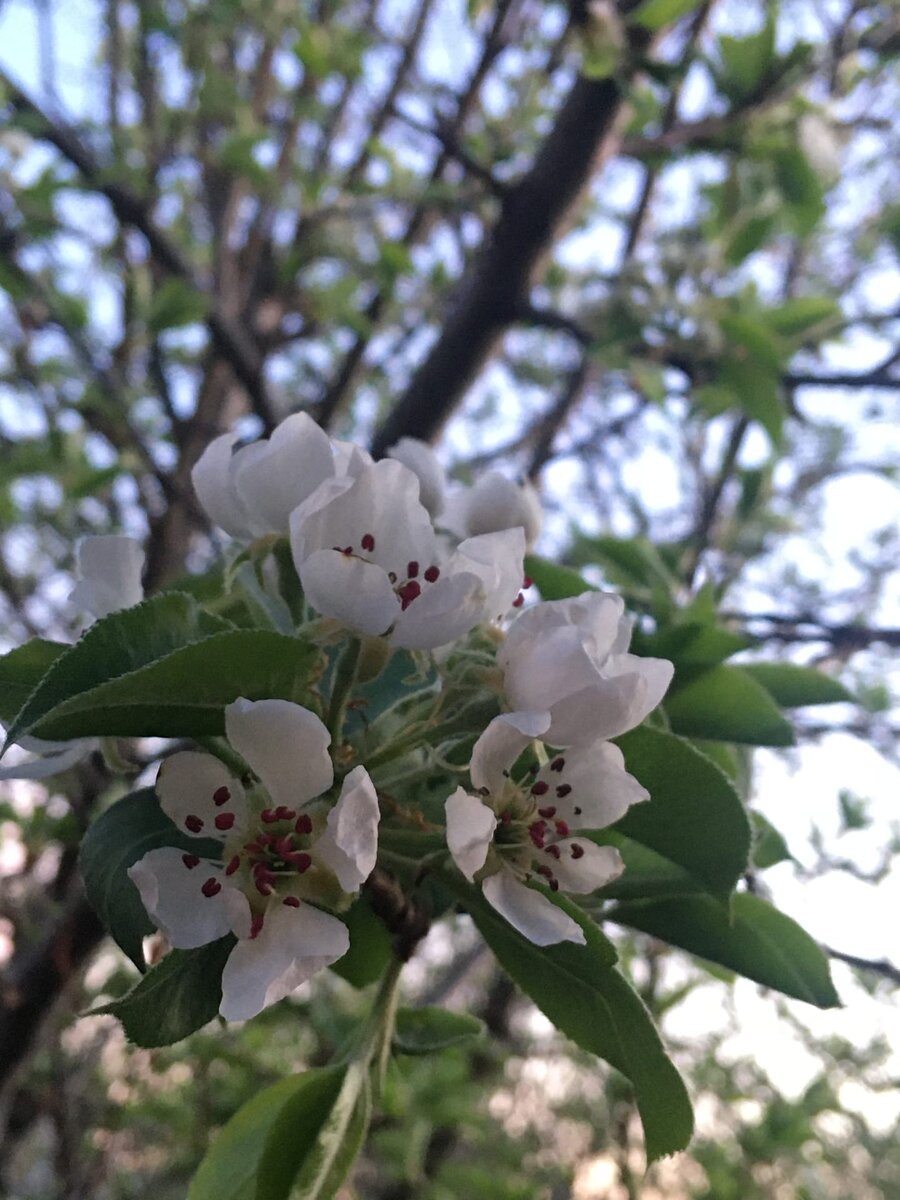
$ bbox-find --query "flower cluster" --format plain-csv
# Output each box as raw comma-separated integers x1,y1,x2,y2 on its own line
70,414,674,1019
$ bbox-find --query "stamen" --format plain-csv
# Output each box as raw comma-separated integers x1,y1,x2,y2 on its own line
388,571,397,583
286,851,312,873
554,820,570,837
361,533,375,552
406,560,420,578
522,576,533,589
538,806,557,819
182,854,200,869
398,580,421,610
185,815,204,833
573,806,582,816
261,808,279,824
283,896,302,907
341,545,353,556
294,813,313,836
201,877,221,898
556,784,572,798
225,854,241,876
528,820,547,848
274,835,294,858
500,810,512,825
424,564,440,582
570,843,585,859
249,913,265,939
215,812,236,831
255,877,274,896
535,864,554,879
275,806,296,821
550,758,565,772
512,593,525,607
531,781,549,796
545,844,561,860
213,786,231,806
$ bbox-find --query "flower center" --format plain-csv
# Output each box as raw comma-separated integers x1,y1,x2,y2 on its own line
331,534,442,611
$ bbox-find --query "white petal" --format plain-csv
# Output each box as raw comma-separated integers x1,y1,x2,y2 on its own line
601,655,675,730
445,787,496,881
500,593,625,667
314,766,379,892
225,698,332,809
550,841,624,893
482,870,585,946
156,751,247,840
0,737,97,780
534,740,648,829
391,571,485,650
463,472,542,548
298,549,400,635
451,528,526,623
544,661,673,745
470,712,550,796
128,848,251,948
70,535,145,618
191,432,257,540
331,439,373,478
500,625,603,719
219,900,349,1020
233,412,335,534
385,437,446,518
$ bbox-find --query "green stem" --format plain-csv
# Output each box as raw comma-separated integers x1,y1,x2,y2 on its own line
327,637,362,745
369,955,404,1102
194,736,248,777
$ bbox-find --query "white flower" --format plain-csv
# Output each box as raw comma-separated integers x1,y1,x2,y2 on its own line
461,471,542,549
128,698,379,1021
191,413,337,540
385,437,446,518
445,713,647,945
499,593,674,746
289,459,525,649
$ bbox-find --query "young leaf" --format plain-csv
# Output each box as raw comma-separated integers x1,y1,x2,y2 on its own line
0,638,67,725
615,727,751,901
632,0,700,31
741,663,853,707
664,664,795,746
91,937,235,1046
79,787,222,970
607,893,841,1008
393,1008,484,1055
278,1060,371,1200
446,874,693,1161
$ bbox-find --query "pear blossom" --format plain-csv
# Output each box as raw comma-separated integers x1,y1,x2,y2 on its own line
289,459,525,649
385,437,446,518
445,712,648,945
461,471,542,549
128,698,379,1021
499,593,674,746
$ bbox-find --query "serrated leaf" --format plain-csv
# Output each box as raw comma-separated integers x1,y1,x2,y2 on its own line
0,638,68,726
189,1067,347,1200
92,937,234,1046
741,663,853,707
79,787,221,970
608,892,841,1007
665,664,795,746
445,873,693,1161
393,1008,484,1055
614,727,751,900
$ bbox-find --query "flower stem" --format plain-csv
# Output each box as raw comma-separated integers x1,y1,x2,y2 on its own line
327,637,362,745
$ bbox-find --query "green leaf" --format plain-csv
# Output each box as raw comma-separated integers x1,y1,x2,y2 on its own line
592,833,704,901
331,899,393,989
4,593,229,749
393,1008,484,1055
741,663,853,707
635,621,749,668
608,893,841,1007
774,146,825,234
10,625,324,743
92,937,235,1046
80,787,222,970
446,874,693,1161
188,1066,347,1200
764,297,840,339
750,811,794,869
283,1060,371,1200
632,0,700,31
615,727,751,900
148,277,208,332
522,556,593,601
0,638,67,725
717,18,775,101
720,313,786,372
665,664,795,746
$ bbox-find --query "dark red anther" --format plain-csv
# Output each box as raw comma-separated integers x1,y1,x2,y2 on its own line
535,864,554,879
531,781,549,796
512,593,525,607
545,844,561,860
215,812,236,831
243,840,263,854
538,806,557,819
550,758,565,772
388,571,397,583
201,877,221,898
361,533,375,552
249,913,265,939
573,806,582,816
213,786,231,806
556,784,572,798
549,878,559,892
255,877,274,896
283,896,301,907
256,833,273,847
406,560,420,579
398,580,421,610
500,810,512,825
523,576,533,589
275,806,296,821
185,815,204,833
342,545,353,556
225,854,241,876
274,835,294,858
182,854,200,869
528,820,547,848
554,820,570,838
295,813,313,836
570,843,585,859
424,564,440,582
286,851,312,873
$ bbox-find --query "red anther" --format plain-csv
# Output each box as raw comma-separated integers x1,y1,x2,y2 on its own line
556,784,572,798
262,808,282,823
398,580,421,610
531,781,549,796
215,812,236,831
274,835,294,858
545,844,561,860
201,877,221,898
243,840,263,854
424,565,440,583
538,806,557,819
522,576,533,589
528,821,547,848
388,571,397,583
406,560,420,579
255,878,274,896
252,860,270,877
535,864,554,879
528,763,539,775
361,533,375,552
512,593,525,607
549,878,560,892
500,810,512,825
342,546,353,556
570,843,585,859
283,896,301,907
225,854,241,876
554,820,570,837
213,786,231,806
573,806,582,816
275,806,296,821
286,851,312,873
295,813,313,836
182,854,200,869
249,913,265,939
256,833,273,846
185,815,204,833
550,757,565,772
